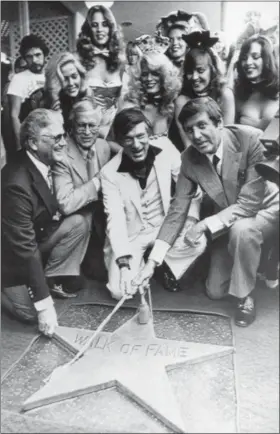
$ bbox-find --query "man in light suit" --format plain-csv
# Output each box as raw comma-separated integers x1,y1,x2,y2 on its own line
52,99,111,278
2,109,90,337
100,108,206,300
134,97,279,327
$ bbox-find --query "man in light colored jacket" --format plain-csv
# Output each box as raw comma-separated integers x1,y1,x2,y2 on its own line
100,108,206,300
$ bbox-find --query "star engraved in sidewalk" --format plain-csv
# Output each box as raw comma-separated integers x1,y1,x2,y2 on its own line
23,313,233,433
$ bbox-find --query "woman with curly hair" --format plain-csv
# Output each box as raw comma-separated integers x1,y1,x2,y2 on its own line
76,4,125,139
235,35,279,131
44,52,92,130
123,51,181,139
174,31,235,149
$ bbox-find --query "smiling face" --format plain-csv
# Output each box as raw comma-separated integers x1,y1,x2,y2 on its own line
141,61,161,95
168,28,188,60
90,11,110,47
183,111,222,155
186,51,212,95
241,41,263,83
72,109,100,150
60,61,81,98
121,122,149,163
35,115,66,165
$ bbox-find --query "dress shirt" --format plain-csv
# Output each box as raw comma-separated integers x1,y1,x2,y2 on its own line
27,151,51,187
206,140,223,176
26,151,54,311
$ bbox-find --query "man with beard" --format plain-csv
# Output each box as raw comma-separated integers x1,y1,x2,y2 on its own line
7,34,49,157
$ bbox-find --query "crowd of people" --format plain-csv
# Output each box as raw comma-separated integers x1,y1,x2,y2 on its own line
1,5,279,337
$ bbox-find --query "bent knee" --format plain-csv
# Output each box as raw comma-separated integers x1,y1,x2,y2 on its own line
65,214,90,234
205,280,228,300
229,219,262,243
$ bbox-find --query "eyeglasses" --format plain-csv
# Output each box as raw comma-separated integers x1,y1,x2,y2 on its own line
41,133,67,144
75,123,100,133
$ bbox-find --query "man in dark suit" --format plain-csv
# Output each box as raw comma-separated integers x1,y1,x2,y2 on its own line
1,109,90,337
134,97,279,327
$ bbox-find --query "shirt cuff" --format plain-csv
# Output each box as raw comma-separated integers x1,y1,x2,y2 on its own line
116,255,132,269
34,296,54,312
92,177,101,192
149,240,171,266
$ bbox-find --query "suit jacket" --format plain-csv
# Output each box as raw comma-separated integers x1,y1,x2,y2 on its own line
52,136,111,216
100,138,201,259
1,151,60,302
158,125,279,245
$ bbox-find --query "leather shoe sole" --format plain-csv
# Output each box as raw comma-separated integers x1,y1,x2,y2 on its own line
50,285,77,299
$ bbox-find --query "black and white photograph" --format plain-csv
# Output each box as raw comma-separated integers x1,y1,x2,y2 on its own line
1,1,279,432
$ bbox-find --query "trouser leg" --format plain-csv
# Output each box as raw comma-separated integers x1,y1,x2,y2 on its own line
1,285,37,323
44,214,90,278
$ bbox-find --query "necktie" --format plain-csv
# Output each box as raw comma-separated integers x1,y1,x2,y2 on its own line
213,154,221,176
87,149,97,180
47,169,54,194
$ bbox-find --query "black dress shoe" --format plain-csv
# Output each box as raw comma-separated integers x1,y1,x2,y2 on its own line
154,263,182,293
235,296,256,327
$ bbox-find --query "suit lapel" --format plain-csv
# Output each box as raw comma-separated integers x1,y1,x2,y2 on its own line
190,149,228,209
67,137,88,183
221,129,242,205
154,153,170,214
25,156,56,216
120,172,142,217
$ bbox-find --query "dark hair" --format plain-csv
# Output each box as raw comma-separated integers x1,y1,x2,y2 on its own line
76,5,124,73
178,96,222,127
19,34,49,58
112,108,147,143
235,35,279,100
182,47,225,101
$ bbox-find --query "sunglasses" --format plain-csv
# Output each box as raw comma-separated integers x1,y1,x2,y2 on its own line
41,133,67,144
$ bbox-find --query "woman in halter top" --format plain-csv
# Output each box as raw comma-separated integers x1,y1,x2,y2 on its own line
234,35,279,131
76,5,125,139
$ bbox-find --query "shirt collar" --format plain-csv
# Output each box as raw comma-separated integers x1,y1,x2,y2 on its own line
26,151,49,181
118,145,162,173
207,139,223,164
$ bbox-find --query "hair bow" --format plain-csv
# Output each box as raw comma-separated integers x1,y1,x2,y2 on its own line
92,47,110,57
182,30,219,49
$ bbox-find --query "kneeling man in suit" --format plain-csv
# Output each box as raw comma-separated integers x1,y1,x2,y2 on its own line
1,109,90,336
100,108,206,300
134,97,279,327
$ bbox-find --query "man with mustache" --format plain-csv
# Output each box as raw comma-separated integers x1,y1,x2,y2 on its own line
134,97,279,327
7,34,49,158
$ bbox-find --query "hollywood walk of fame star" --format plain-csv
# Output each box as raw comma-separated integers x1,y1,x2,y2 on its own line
23,313,233,433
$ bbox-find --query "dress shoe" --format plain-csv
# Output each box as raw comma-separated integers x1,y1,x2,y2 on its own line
155,265,182,293
235,296,256,327
47,277,78,299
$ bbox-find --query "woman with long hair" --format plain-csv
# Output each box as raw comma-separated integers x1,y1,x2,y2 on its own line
123,50,181,141
45,52,91,130
76,4,125,139
174,31,235,149
235,34,279,130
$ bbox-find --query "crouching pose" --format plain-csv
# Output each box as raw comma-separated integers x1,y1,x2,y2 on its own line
100,108,206,300
134,97,279,327
1,109,90,336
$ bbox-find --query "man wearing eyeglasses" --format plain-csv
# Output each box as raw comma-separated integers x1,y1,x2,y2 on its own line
1,109,90,337
52,99,111,277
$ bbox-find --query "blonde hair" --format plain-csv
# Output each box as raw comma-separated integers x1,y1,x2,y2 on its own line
124,51,181,119
45,52,87,109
